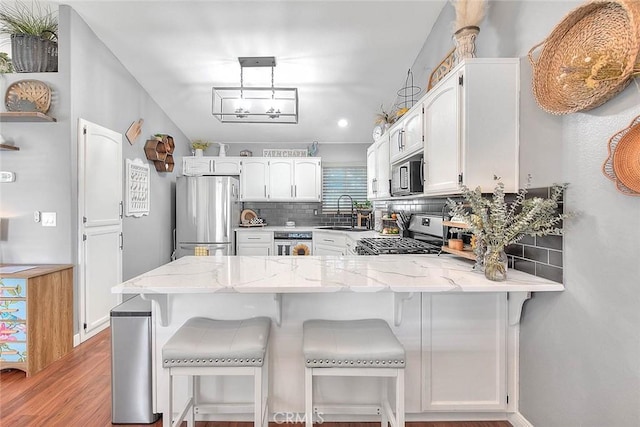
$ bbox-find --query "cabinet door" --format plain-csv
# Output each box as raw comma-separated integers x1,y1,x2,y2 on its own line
423,72,460,195
375,135,390,198
422,293,507,411
294,158,322,201
402,106,423,155
236,244,272,256
366,144,377,199
389,124,404,162
240,159,269,201
314,244,345,256
269,159,294,201
213,157,241,175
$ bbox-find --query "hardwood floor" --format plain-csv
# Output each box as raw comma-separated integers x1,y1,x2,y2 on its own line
0,329,511,427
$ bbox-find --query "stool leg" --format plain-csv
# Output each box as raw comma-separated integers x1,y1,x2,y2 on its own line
188,376,195,427
254,366,263,427
395,370,405,427
263,350,269,427
381,377,388,427
164,371,173,427
305,367,313,427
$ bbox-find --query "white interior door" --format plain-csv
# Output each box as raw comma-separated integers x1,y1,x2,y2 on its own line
78,119,123,342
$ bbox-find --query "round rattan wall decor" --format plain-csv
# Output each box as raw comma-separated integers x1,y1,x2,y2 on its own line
603,115,640,196
528,0,640,115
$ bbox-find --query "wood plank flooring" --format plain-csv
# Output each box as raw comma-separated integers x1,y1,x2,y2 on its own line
0,329,511,427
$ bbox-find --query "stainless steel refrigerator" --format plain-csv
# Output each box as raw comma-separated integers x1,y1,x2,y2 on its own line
175,175,240,257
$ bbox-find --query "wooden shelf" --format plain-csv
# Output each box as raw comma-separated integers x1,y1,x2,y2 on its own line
0,112,56,122
441,245,476,260
443,220,470,228
0,144,19,151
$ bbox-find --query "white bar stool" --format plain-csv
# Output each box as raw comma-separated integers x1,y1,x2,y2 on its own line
162,316,271,427
303,319,405,427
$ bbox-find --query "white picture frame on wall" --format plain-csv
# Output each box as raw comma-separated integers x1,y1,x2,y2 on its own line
125,158,150,217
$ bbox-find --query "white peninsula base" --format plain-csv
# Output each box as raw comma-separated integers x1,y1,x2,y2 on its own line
113,255,562,423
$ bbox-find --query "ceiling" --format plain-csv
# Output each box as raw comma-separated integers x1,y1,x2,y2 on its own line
65,1,446,144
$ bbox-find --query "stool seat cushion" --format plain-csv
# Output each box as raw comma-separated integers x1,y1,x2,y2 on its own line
303,319,405,368
163,317,271,368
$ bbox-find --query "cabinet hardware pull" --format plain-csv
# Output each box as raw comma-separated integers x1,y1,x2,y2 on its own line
291,185,294,197
211,160,216,172
264,185,267,198
294,185,297,197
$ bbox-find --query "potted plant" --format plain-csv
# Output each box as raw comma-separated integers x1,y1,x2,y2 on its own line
448,180,568,281
190,139,212,156
0,1,58,72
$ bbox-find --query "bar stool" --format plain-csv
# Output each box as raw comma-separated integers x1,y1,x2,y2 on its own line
162,316,271,427
303,319,405,427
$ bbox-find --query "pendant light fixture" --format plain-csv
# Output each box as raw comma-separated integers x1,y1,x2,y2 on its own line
212,56,298,124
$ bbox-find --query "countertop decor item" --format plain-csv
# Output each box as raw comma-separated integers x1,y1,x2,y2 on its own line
263,148,308,157
428,48,456,91
191,139,211,156
528,0,640,115
0,1,58,72
447,180,569,281
603,114,640,195
212,56,298,124
451,0,487,62
5,79,51,113
239,149,252,157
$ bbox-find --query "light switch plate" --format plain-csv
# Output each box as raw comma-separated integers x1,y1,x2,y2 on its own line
42,212,56,227
0,171,15,183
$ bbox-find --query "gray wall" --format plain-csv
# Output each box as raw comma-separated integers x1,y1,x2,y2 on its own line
0,6,191,334
409,1,639,425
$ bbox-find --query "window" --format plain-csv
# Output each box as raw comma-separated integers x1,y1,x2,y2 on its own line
322,165,368,213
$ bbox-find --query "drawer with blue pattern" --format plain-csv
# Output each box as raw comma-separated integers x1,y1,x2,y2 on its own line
0,300,26,321
0,321,26,342
0,341,26,362
0,278,26,298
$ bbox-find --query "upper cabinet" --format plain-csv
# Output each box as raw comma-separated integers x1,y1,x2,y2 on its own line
183,156,241,176
241,158,321,202
367,134,391,200
389,105,423,164
423,59,519,195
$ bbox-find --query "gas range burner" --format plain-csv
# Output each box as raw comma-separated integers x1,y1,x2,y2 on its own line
356,237,440,255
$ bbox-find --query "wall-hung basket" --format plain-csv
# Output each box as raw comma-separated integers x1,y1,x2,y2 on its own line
528,0,640,115
603,115,640,196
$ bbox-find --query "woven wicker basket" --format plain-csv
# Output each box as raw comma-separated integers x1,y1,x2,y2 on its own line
11,34,58,73
528,0,640,115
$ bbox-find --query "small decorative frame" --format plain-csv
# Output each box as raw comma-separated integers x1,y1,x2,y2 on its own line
427,48,456,91
263,148,308,157
125,158,150,217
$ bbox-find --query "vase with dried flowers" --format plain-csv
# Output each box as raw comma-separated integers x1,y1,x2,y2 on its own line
451,0,487,62
191,140,212,156
447,181,568,281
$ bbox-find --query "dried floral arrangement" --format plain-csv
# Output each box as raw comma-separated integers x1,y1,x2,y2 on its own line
447,181,568,279
451,0,487,31
375,105,396,125
191,139,212,150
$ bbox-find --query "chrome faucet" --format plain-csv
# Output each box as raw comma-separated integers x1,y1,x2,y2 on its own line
337,194,355,229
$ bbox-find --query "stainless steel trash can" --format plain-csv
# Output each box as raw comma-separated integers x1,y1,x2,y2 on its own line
110,295,159,424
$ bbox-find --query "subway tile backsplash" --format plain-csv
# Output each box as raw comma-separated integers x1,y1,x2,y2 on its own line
242,202,355,227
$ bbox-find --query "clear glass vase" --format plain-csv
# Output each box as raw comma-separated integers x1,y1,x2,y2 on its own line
484,246,508,282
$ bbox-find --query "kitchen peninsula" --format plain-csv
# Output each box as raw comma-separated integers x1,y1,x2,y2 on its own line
113,255,563,422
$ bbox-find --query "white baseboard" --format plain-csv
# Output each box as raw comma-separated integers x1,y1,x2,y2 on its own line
508,412,534,427
73,333,80,347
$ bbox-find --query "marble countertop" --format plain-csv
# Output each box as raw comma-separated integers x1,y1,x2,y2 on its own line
113,255,564,294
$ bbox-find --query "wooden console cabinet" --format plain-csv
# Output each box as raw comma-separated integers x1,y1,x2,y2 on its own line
0,265,73,376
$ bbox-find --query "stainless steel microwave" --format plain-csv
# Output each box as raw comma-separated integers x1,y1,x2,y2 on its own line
391,159,423,196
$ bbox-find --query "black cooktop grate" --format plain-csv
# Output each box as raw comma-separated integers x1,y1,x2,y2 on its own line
356,237,440,255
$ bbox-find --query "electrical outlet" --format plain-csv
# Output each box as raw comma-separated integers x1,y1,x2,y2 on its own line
42,212,57,227
314,209,318,216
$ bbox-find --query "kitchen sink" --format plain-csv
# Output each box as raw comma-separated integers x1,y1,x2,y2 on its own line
316,226,370,232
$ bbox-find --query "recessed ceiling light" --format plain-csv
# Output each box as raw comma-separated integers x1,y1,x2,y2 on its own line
337,119,349,128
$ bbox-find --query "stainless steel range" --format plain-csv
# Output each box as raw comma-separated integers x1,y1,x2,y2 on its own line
355,214,443,255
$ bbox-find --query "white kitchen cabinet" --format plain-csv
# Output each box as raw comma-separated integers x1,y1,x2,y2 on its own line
421,293,507,411
240,159,269,201
366,134,390,200
243,158,321,202
423,59,519,195
293,158,322,201
236,230,274,255
313,232,346,255
389,105,423,164
182,156,241,176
